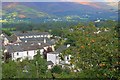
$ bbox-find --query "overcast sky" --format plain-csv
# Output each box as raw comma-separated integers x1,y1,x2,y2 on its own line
2,0,119,2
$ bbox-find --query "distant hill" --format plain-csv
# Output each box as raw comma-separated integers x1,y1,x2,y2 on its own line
2,2,118,23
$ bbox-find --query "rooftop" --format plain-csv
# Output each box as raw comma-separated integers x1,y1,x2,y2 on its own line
47,52,59,54
56,45,67,53
47,61,54,65
12,31,50,36
5,42,52,53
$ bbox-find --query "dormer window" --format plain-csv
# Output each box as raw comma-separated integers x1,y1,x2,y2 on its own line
34,36,37,38
44,35,47,37
26,36,28,38
20,36,24,39
37,35,40,37
25,40,27,43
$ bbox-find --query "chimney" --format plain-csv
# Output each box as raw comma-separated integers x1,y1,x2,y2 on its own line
44,38,46,43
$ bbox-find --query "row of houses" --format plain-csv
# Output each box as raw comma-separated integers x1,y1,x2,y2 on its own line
1,31,72,69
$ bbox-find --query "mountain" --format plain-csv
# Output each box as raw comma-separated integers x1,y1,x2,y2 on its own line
2,2,118,23
2,2,57,23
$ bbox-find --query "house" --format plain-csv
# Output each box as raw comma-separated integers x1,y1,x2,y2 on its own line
2,31,55,62
12,31,53,39
2,30,72,69
47,52,60,65
46,44,71,69
1,33,10,45
4,41,55,62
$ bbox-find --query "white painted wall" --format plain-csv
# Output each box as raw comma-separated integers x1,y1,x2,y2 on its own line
4,38,9,45
11,48,46,61
12,51,27,61
27,50,35,60
12,50,36,61
47,53,59,65
40,49,44,55
64,55,71,64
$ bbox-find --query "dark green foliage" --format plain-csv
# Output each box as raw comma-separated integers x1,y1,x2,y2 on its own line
95,20,117,28
2,30,12,36
2,52,47,78
2,60,18,78
51,65,63,74
63,67,71,74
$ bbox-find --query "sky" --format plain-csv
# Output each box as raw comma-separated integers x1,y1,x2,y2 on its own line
2,0,119,2
2,0,119,8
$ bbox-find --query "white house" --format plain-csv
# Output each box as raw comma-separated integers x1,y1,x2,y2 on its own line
4,42,54,62
47,44,71,68
47,52,60,65
64,55,71,64
2,30,56,62
12,31,53,40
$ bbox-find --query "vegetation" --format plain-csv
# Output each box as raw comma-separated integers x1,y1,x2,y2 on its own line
51,65,63,74
2,20,119,79
2,51,47,78
62,22,119,79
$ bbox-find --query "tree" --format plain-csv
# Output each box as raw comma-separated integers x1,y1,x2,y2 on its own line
32,52,47,78
2,60,18,78
51,65,62,74
2,30,12,36
63,22,119,79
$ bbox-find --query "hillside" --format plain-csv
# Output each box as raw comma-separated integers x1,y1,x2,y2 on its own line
2,2,118,23
2,3,55,23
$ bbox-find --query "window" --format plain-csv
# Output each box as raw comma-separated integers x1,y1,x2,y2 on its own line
34,36,37,38
44,35,47,37
67,56,69,60
17,53,19,56
26,36,28,38
27,52,28,55
20,36,24,39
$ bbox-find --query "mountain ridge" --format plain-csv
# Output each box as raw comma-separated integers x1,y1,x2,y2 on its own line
2,2,118,23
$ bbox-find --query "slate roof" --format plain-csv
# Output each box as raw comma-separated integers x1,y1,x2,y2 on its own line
10,35,17,42
47,52,59,54
3,31,55,53
12,31,50,36
1,33,17,43
20,38,47,42
47,61,54,65
2,33,12,41
56,45,67,53
20,38,55,45
5,42,52,53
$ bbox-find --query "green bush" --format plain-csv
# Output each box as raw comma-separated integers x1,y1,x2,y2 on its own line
51,65,62,74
